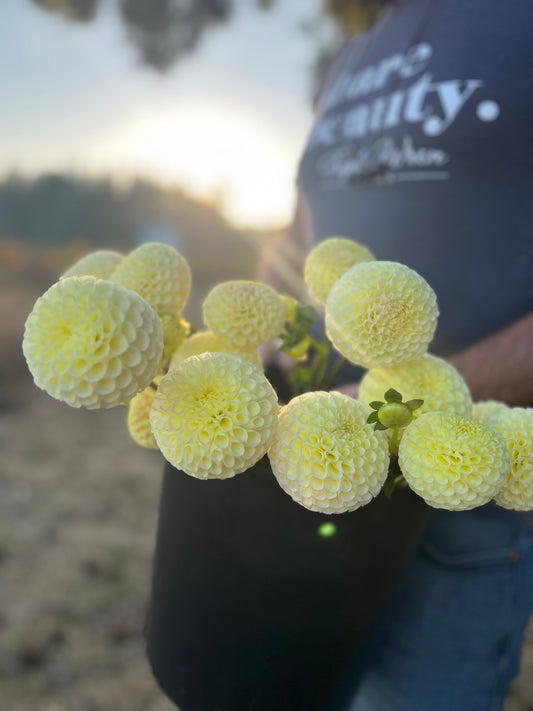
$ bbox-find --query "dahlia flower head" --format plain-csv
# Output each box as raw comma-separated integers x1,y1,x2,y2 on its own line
61,250,123,280
110,242,191,315
150,352,278,479
203,280,286,350
23,276,163,408
280,294,301,324
399,412,510,511
268,391,390,514
487,408,533,511
304,237,375,305
169,329,263,371
359,354,472,438
127,376,162,449
326,261,438,369
471,399,509,425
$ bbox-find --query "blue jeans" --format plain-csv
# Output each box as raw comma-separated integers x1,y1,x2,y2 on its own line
348,506,533,711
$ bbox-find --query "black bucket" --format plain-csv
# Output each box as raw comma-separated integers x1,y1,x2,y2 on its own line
145,457,429,711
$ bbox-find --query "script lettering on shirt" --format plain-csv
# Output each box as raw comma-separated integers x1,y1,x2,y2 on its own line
316,135,449,183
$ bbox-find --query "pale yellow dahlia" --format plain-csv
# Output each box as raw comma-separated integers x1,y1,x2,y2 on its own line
111,242,191,314
487,408,533,511
150,352,278,479
280,294,300,324
23,277,163,408
127,376,162,449
471,399,509,426
169,330,263,371
304,237,374,305
325,261,438,368
61,250,123,279
159,313,189,360
203,280,286,349
359,355,472,435
398,412,509,511
268,391,390,514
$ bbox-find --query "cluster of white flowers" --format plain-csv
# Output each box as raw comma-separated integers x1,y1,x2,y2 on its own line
23,238,532,514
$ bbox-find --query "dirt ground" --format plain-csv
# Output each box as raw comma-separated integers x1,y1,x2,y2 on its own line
1,260,532,710
1,260,176,710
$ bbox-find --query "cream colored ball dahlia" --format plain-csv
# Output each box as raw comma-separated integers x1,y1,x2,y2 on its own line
325,261,438,368
203,280,286,350
471,399,509,426
111,242,191,314
150,352,278,479
23,277,163,408
61,250,123,279
268,391,390,514
304,237,374,305
280,294,300,323
488,408,533,511
169,330,263,371
127,376,162,449
359,355,472,434
398,412,509,511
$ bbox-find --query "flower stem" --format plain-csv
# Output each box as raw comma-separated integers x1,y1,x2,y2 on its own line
389,428,400,456
323,355,347,391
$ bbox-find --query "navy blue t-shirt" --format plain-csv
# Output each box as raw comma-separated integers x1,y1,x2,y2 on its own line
298,0,533,356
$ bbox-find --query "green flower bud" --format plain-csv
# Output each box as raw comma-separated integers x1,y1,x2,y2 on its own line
377,402,414,429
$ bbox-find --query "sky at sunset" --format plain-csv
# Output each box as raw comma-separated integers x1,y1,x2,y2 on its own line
0,0,326,228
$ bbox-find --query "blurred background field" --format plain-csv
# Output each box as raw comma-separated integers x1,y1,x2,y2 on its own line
1,1,532,709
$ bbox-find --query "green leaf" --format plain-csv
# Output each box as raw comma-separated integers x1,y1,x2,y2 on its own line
369,400,384,411
405,399,424,411
384,388,403,403
297,304,316,329
366,411,379,424
373,421,388,431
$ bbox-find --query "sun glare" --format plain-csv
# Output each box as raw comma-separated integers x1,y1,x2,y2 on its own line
97,105,299,229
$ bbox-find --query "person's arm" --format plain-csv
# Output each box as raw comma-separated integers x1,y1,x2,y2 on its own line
448,311,533,406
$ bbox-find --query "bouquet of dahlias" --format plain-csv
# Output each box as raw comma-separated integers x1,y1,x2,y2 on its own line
23,239,533,514
22,238,533,711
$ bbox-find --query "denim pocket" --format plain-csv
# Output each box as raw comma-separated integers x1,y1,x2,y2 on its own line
421,506,521,567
